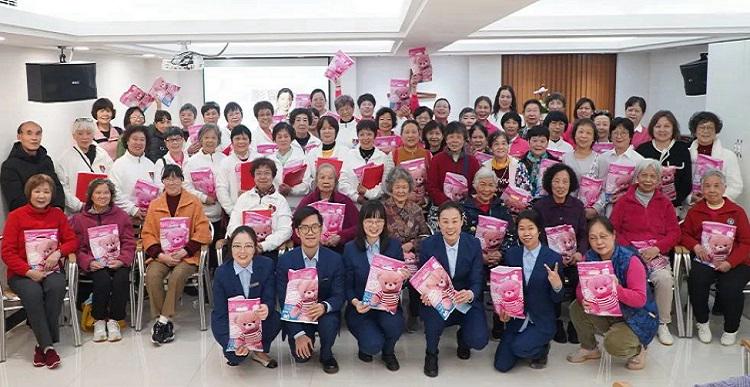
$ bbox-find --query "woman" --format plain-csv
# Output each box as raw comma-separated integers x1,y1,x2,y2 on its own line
687,111,742,202
468,123,490,156
684,169,750,346
271,122,309,208
226,158,293,260
593,117,645,216
142,165,212,344
383,167,431,332
376,107,398,137
222,102,245,153
155,127,189,179
459,108,477,130
574,98,596,120
289,108,322,154
515,126,559,201
592,110,612,144
610,159,679,345
310,88,328,116
55,118,114,213
343,200,408,371
91,98,123,160
490,85,517,127
544,111,573,154
392,120,431,166
414,106,434,132
123,106,145,130
422,120,445,156
534,164,588,340
562,118,599,186
502,112,529,159
277,87,294,117
426,121,481,207
1,174,78,368
339,120,395,203
303,116,349,187
110,125,159,221
178,103,197,138
70,179,136,342
295,163,359,251
635,110,692,208
494,210,563,372
474,96,497,134
433,98,451,126
567,216,658,370
357,93,376,121
250,101,275,149
484,131,518,198
211,226,281,368
335,95,358,151
625,96,651,148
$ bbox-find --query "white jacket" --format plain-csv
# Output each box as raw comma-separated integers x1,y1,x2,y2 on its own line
154,151,189,181
337,119,359,150
55,145,114,213
185,125,232,155
482,156,518,188
215,151,282,215
295,135,323,155
183,150,227,223
110,151,160,216
272,146,309,197
226,189,293,252
251,126,275,152
303,143,349,190
689,138,743,201
339,147,394,201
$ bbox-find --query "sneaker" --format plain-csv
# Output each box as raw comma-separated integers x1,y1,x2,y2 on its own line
721,331,737,346
657,324,674,346
44,348,61,369
162,321,175,343
626,347,646,370
93,320,107,342
696,322,712,344
33,346,45,367
107,320,122,342
151,321,166,345
566,347,602,363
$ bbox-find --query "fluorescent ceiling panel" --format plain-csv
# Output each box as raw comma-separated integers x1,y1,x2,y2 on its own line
135,41,396,55
439,36,701,53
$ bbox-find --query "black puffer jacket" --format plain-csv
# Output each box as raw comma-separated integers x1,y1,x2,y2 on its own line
0,142,65,211
145,125,168,163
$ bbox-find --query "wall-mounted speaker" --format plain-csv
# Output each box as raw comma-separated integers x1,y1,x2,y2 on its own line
680,53,707,96
26,62,97,102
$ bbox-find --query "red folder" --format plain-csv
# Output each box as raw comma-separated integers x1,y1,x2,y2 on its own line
239,161,255,191
361,164,384,190
315,157,343,177
283,164,307,187
75,172,107,202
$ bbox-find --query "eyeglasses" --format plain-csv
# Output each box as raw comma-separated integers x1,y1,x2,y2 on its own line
74,117,94,122
363,219,385,226
231,243,255,251
165,137,184,143
162,176,183,183
297,224,322,234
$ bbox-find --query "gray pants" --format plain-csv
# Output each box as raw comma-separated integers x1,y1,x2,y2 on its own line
9,273,66,349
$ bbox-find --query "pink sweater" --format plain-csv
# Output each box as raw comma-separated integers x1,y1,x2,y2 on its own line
576,256,647,308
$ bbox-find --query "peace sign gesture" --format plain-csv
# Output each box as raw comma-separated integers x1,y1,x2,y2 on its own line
544,263,563,290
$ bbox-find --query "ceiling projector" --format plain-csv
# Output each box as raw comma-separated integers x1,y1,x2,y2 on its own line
160,42,229,71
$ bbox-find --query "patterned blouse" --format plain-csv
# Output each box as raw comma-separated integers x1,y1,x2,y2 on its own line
383,197,431,253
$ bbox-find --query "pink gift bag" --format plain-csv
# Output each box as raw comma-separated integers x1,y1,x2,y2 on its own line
159,217,190,254
88,224,120,265
227,296,263,353
489,266,525,319
443,172,468,201
408,47,433,83
24,229,59,272
281,268,319,324
476,215,508,252
546,224,578,261
700,221,737,267
362,254,406,314
579,176,603,207
578,261,622,317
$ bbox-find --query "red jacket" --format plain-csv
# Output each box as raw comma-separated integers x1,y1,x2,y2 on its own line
1,204,78,278
610,184,681,254
69,204,137,272
426,151,481,206
681,198,750,268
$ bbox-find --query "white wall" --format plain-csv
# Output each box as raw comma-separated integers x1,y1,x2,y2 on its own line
615,45,707,127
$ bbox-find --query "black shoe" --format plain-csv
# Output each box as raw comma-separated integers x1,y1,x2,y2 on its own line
457,344,471,360
162,321,175,343
424,352,439,377
321,357,339,374
226,360,240,366
151,321,166,345
529,354,548,369
382,354,400,371
406,315,419,333
491,320,505,341
553,320,567,343
567,321,579,344
358,351,373,363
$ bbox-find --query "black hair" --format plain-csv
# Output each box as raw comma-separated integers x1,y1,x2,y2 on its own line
354,200,391,252
543,111,569,127
611,117,635,140
91,98,116,120
433,97,451,111
647,110,680,139
277,88,294,100
310,88,327,101
251,157,278,178
422,120,444,149
400,119,420,134
230,124,252,142
228,225,259,258
437,201,463,219
356,119,378,135
544,92,566,107
488,130,510,148
154,110,171,123
357,93,376,107
201,101,220,116
179,103,197,117
161,164,184,181
492,85,518,115
516,209,546,241
525,125,550,140
164,126,184,139
474,96,492,111
444,121,468,140
459,107,476,120
688,111,723,136
571,118,596,143
122,125,150,152
592,110,612,122
523,99,543,112
253,101,275,118
541,163,579,196
414,106,434,120
289,108,312,125
272,122,296,142
500,112,523,128
468,123,488,141
292,206,323,230
123,106,144,129
574,97,596,119
316,115,339,137
375,107,397,129
625,96,647,113
85,178,116,208
309,107,321,118
224,101,243,120
587,215,615,235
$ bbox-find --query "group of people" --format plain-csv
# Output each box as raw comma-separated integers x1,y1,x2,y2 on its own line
0,84,747,378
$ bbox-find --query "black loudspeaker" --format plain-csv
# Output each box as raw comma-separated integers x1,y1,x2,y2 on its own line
680,53,707,96
26,62,97,102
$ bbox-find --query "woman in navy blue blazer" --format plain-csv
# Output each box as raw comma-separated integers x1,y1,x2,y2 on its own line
494,210,563,372
343,200,408,371
211,226,281,368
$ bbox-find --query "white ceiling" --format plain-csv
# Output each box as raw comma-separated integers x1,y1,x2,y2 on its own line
0,0,748,57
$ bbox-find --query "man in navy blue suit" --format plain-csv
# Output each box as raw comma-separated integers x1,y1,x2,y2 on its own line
277,206,345,374
418,201,489,377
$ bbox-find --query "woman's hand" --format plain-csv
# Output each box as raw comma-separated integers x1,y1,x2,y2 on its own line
171,249,189,261
326,234,341,246
158,253,179,267
497,310,511,323
43,250,61,272
641,247,660,261
255,304,269,320
420,292,432,306
235,346,250,357
694,244,710,261
205,196,216,205
90,260,105,271
352,298,370,314
715,261,731,273
584,207,598,219
398,268,411,281
357,184,368,195
545,263,563,290
187,141,202,156
26,270,46,282
279,183,292,196
108,260,124,269
453,290,474,305
402,242,414,254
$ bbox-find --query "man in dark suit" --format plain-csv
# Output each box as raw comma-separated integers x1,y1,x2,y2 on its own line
277,206,344,374
418,201,489,377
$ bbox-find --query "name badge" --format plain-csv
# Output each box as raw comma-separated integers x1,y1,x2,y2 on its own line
249,282,260,288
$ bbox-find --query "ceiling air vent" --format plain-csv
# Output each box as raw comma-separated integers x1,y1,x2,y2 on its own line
0,0,18,6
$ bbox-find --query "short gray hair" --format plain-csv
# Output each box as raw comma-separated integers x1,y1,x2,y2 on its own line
633,158,662,183
315,163,339,186
71,117,97,135
700,168,727,186
384,166,414,195
198,123,222,144
334,95,355,111
473,167,498,188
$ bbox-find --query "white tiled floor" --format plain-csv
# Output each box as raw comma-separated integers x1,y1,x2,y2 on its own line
0,306,747,387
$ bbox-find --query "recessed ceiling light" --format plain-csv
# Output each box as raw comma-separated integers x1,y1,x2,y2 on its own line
74,46,89,51
142,53,155,58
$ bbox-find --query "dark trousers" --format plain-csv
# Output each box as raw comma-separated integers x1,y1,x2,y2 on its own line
346,306,404,356
407,284,420,318
208,220,225,270
554,265,580,319
284,313,340,361
224,311,281,364
494,324,552,372
9,272,66,349
88,267,131,321
421,303,489,355
688,262,750,333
